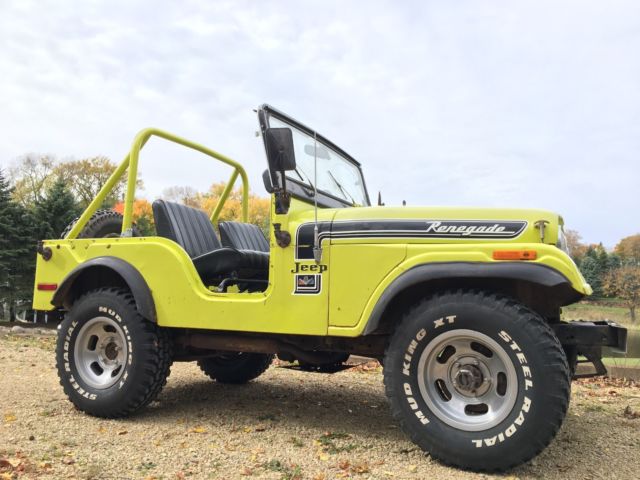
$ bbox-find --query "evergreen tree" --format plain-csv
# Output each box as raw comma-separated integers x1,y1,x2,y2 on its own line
33,176,81,239
580,255,603,296
0,169,37,321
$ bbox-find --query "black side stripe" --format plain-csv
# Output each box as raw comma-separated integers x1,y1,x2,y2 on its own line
295,220,528,260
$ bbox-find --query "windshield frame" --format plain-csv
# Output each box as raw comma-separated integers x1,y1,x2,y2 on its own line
257,104,371,208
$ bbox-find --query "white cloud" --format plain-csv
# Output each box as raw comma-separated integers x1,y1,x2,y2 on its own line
0,0,638,246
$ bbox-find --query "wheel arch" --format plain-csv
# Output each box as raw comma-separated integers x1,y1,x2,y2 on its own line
362,262,584,335
51,257,156,322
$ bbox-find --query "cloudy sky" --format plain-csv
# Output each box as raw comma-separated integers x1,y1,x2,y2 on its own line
0,0,638,246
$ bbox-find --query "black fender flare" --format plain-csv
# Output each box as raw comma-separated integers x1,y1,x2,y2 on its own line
51,257,156,322
362,261,581,335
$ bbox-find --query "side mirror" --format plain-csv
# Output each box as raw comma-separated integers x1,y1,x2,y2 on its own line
262,169,275,193
265,127,296,174
264,128,295,215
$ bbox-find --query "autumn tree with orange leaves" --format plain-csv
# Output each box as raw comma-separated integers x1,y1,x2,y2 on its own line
114,182,270,237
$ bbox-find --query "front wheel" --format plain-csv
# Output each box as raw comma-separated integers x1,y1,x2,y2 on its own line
383,290,570,471
56,288,172,418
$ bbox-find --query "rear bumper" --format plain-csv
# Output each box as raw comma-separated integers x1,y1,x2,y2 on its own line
552,320,628,379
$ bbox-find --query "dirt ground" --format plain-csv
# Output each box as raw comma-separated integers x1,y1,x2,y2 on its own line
1,331,639,480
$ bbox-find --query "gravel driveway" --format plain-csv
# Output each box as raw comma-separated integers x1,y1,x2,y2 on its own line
1,331,639,480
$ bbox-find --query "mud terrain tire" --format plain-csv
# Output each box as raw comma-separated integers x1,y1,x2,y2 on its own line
56,288,172,418
383,290,570,471
61,210,140,239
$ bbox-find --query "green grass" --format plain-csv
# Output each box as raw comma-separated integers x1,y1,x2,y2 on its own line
603,357,640,368
562,301,638,329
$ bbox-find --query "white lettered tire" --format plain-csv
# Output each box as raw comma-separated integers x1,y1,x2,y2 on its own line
383,290,570,471
56,288,172,418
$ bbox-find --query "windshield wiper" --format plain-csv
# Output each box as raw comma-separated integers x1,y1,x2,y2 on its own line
327,171,356,206
293,167,315,194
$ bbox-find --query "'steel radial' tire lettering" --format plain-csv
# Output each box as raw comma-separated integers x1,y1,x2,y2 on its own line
56,288,172,418
383,290,570,471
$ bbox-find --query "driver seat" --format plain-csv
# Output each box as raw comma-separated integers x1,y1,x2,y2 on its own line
152,200,269,286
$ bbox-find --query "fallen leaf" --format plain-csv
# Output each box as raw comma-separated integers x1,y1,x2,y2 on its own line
3,413,16,423
191,427,207,434
351,462,369,474
407,465,417,472
241,467,253,476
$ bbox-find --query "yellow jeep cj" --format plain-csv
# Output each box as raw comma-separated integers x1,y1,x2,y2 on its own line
32,105,627,471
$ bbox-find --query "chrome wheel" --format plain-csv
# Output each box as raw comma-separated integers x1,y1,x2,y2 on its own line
417,329,518,431
74,317,128,390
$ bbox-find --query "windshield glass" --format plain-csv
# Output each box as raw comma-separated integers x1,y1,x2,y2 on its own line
269,116,368,206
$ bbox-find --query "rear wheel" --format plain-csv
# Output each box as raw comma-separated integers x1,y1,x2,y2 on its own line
198,353,273,384
383,290,570,471
298,353,350,372
56,288,172,418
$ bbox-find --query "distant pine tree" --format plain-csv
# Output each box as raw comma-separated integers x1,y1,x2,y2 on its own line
0,169,37,321
34,176,81,239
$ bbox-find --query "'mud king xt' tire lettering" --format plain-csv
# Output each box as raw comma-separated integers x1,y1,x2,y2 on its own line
383,290,570,471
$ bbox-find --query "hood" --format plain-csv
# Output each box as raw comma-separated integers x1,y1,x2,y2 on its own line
330,205,562,246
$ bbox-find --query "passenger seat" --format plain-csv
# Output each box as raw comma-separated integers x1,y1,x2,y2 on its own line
152,200,269,286
218,221,269,253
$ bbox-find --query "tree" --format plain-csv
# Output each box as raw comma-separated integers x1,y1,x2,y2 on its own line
10,154,56,207
0,169,37,321
565,229,588,263
198,182,270,234
53,156,140,208
615,234,640,265
11,155,141,210
603,265,640,323
113,199,155,236
33,177,82,239
161,185,200,208
580,255,603,296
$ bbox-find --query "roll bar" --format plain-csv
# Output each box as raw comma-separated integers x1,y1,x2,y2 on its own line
64,128,249,239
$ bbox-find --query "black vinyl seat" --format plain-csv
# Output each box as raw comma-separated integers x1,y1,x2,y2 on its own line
152,200,269,285
219,221,270,252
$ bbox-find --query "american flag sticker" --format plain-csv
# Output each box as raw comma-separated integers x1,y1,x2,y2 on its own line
293,274,322,295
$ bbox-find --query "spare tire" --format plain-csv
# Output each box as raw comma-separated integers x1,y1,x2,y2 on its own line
61,210,140,239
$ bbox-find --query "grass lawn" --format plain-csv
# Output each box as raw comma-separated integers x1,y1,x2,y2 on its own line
603,356,640,368
562,301,638,329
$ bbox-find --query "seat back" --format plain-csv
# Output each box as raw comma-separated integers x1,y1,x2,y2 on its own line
219,221,269,252
152,200,221,258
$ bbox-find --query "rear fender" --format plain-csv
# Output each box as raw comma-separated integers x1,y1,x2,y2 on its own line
51,257,156,322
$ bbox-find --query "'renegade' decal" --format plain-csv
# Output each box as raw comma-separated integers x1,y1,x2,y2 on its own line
295,220,528,259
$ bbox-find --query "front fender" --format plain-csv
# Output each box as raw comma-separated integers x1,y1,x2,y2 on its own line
362,261,582,335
